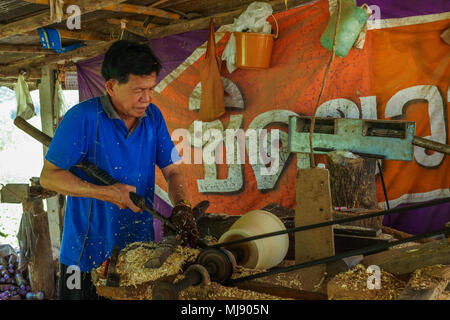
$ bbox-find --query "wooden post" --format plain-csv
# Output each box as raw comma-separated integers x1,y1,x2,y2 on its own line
39,65,62,249
24,197,55,299
295,168,334,293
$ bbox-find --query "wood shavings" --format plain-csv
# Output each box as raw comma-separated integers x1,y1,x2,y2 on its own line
180,282,292,300
329,264,405,300
93,241,199,288
408,264,446,290
202,235,218,245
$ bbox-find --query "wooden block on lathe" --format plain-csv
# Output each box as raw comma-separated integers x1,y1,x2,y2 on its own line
295,168,334,292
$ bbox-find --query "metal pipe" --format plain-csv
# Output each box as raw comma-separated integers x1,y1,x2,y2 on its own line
412,136,450,156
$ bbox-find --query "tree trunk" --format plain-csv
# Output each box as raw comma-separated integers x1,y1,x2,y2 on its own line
326,151,382,228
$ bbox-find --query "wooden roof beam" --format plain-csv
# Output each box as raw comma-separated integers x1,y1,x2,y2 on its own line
27,29,111,42
24,0,181,20
0,44,56,54
102,3,181,20
145,0,306,39
106,18,158,29
0,0,127,40
1,0,310,76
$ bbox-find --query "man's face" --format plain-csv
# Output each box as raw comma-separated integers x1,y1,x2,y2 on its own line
106,72,157,119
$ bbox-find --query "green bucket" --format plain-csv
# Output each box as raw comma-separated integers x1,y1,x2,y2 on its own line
320,0,369,58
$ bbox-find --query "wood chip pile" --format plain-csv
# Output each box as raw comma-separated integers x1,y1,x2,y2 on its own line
408,264,447,290
180,282,291,300
327,264,406,300
93,241,199,288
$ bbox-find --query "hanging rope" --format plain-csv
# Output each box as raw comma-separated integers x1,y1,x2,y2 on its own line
308,0,342,168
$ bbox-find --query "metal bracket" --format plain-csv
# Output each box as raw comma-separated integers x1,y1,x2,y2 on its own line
288,116,416,166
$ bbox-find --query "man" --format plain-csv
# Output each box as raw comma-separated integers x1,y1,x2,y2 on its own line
40,40,199,299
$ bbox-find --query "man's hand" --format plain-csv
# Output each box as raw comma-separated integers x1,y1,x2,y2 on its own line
104,183,142,213
41,160,140,213
167,201,199,247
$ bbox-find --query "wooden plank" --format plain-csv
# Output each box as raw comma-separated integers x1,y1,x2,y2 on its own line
398,265,450,300
27,29,110,41
295,168,334,293
362,238,450,275
0,0,127,40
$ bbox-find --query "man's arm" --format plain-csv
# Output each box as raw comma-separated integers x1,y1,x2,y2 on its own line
161,162,199,246
40,160,142,212
160,162,189,206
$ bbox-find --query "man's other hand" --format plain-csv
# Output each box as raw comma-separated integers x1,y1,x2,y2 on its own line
168,201,199,247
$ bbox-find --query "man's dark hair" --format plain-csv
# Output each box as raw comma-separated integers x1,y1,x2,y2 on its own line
101,40,162,83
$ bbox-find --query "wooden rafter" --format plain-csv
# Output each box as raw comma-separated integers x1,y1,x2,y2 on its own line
0,0,308,80
27,29,111,42
0,0,127,40
0,44,56,54
24,0,181,20
145,0,298,39
106,18,158,29
102,3,181,20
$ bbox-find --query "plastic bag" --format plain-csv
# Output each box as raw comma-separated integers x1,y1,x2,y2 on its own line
14,74,35,120
222,2,273,73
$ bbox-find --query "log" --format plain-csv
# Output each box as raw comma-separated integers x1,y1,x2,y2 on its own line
24,198,55,299
326,151,382,229
362,238,450,275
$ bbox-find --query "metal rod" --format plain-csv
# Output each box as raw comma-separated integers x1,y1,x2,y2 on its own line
377,161,391,226
226,226,450,285
413,136,450,156
211,197,450,249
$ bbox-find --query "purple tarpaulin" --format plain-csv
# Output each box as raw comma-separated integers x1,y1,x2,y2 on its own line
356,0,450,19
383,201,450,235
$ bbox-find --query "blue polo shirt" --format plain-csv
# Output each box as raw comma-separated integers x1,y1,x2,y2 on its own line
45,96,180,271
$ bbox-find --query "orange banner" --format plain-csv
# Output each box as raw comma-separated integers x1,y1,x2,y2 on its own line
153,0,449,215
